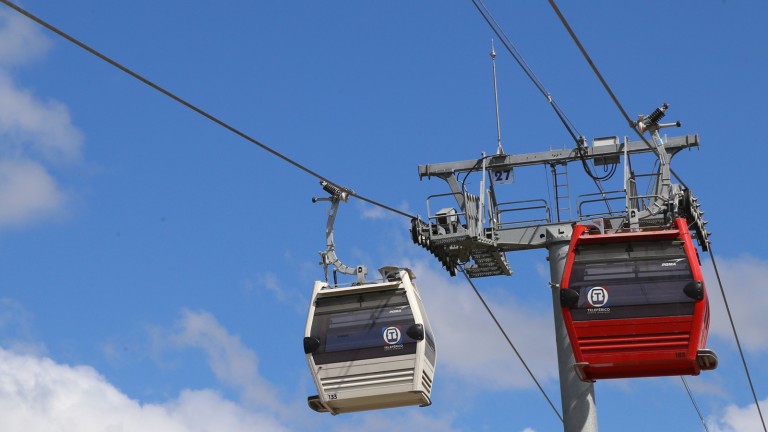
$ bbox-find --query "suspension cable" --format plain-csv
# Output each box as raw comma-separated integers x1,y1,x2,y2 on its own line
546,0,692,203
546,0,708,231
459,266,564,423
471,0,618,190
0,0,416,221
546,0,632,128
681,376,712,432
546,0,666,163
471,0,580,145
708,248,768,432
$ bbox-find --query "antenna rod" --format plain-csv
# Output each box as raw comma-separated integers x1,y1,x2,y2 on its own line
491,40,504,155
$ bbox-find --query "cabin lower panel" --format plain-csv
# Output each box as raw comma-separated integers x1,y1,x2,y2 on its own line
572,315,703,380
312,354,434,414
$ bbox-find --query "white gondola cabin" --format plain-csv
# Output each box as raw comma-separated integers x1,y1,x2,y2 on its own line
303,267,436,414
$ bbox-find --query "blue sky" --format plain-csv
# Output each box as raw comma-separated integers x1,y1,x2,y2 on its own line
0,1,766,431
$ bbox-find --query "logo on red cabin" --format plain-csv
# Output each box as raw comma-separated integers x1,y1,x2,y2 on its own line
587,286,609,307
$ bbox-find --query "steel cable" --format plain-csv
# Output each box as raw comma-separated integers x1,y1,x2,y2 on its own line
546,0,666,162
471,0,581,145
459,266,564,423
0,0,416,221
681,376,712,432
708,248,767,432
471,0,618,190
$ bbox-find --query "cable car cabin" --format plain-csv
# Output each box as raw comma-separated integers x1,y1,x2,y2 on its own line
560,218,717,381
303,267,436,414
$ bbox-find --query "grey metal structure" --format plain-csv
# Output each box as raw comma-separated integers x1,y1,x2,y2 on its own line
313,181,368,284
411,118,710,431
411,133,708,278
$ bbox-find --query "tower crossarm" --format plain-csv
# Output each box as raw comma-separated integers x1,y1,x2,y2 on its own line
418,134,699,178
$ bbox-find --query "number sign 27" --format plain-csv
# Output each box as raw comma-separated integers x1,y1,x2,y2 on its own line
491,169,513,184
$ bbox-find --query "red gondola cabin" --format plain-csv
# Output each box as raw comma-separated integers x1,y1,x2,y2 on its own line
560,218,717,381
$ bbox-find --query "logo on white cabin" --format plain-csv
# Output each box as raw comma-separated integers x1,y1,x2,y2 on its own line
382,326,402,345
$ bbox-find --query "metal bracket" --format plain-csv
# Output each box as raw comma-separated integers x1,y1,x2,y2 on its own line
313,181,368,284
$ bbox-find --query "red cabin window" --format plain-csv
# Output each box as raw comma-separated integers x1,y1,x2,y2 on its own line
568,239,697,321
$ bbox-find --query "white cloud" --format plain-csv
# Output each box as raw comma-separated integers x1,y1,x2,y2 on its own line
703,255,768,353
0,9,83,229
1,302,468,432
0,347,288,432
154,309,471,431
410,261,559,390
359,202,388,219
0,10,50,67
170,309,291,416
0,73,83,163
0,159,65,226
249,272,306,312
254,272,284,299
0,298,46,356
707,397,768,432
357,199,413,220
164,390,288,432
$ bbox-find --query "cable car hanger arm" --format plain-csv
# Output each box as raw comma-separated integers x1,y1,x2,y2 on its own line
313,181,368,284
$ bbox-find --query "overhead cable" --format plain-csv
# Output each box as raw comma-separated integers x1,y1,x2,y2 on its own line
546,0,633,129
470,0,581,145
471,0,618,192
708,248,768,432
680,376,712,432
459,267,564,424
545,0,693,227
546,0,667,162
0,0,416,221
